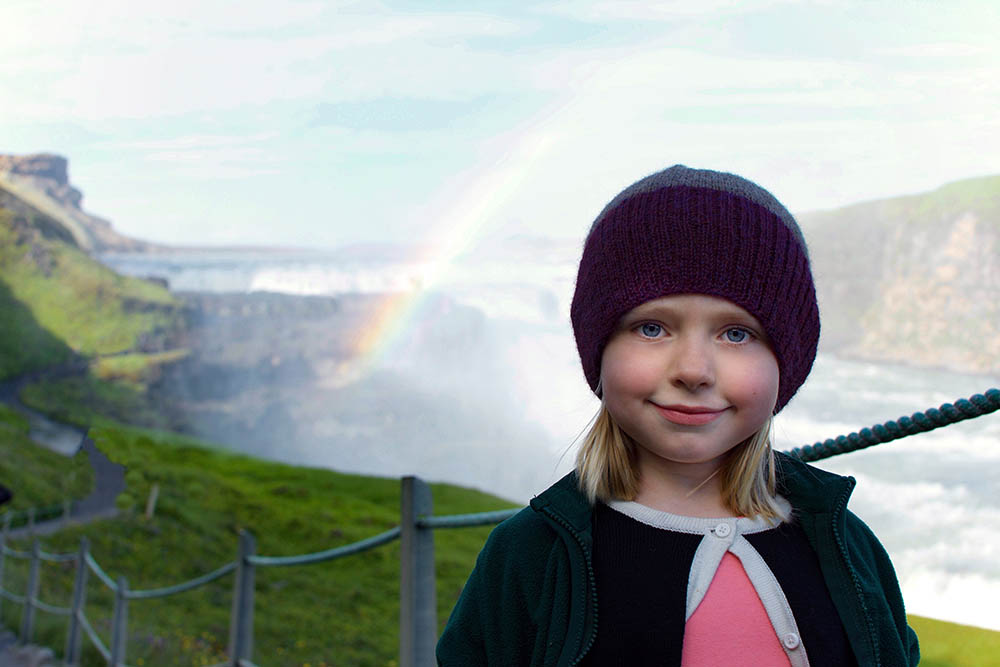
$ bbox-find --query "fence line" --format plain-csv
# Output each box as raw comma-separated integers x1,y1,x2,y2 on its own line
0,388,997,666
0,476,470,667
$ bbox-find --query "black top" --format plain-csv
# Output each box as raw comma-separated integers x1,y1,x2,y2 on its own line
579,503,856,666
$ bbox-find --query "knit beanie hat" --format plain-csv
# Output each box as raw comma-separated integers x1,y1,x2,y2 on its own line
570,165,819,413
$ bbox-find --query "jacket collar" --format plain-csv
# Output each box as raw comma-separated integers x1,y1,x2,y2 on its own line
774,451,856,514
530,452,855,526
529,471,593,535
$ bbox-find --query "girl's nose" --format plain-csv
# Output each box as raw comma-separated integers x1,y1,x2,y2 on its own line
668,336,715,391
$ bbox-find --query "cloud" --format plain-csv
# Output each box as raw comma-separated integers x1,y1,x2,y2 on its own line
536,0,796,22
875,42,993,58
3,0,999,247
0,2,528,122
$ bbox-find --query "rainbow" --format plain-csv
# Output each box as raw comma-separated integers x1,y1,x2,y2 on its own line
329,113,562,387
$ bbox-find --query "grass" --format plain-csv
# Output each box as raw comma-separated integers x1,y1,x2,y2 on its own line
0,208,183,380
0,404,93,515
909,615,1000,666
1,422,518,666
19,369,181,432
91,349,190,384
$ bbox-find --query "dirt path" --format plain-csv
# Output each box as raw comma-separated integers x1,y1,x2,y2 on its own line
1,368,125,539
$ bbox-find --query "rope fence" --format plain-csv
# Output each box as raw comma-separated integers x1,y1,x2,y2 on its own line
0,388,997,666
788,388,1000,461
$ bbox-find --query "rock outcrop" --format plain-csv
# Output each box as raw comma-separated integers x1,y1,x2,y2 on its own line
801,174,1000,376
0,153,154,253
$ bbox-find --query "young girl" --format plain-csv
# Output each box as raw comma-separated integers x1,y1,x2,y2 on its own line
437,166,919,666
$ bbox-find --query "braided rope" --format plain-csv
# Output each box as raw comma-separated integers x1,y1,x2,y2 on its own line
787,388,1000,463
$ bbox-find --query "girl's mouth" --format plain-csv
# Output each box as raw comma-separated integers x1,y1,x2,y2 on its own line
653,403,727,426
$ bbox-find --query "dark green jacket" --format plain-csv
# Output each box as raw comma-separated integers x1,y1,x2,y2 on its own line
437,453,919,666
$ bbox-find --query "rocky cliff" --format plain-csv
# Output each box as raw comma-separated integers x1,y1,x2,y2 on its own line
801,174,1000,376
0,153,153,253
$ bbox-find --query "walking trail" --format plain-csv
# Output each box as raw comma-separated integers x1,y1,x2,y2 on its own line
1,368,126,662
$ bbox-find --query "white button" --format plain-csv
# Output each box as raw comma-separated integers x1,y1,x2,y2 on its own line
783,633,800,649
713,523,732,537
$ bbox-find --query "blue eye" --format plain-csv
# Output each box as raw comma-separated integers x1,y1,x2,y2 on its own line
639,323,663,338
724,328,750,343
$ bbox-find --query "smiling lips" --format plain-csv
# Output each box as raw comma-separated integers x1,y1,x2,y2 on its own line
653,403,728,426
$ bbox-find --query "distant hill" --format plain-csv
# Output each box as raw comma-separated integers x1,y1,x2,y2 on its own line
0,170,183,379
800,174,1000,376
0,153,154,253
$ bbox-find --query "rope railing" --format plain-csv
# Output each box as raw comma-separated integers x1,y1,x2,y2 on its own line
84,551,118,591
787,388,1000,461
0,504,66,531
0,387,997,667
32,598,71,616
77,611,111,662
38,549,77,563
126,560,237,601
0,589,26,604
247,525,402,568
2,545,31,559
419,508,521,529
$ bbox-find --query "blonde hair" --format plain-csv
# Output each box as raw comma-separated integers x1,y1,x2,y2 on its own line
575,405,787,521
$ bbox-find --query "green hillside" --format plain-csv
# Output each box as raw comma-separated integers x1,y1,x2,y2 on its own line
0,199,182,380
0,404,92,514
2,423,517,666
910,615,1000,667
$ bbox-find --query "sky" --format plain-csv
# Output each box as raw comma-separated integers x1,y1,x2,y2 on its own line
3,0,1000,249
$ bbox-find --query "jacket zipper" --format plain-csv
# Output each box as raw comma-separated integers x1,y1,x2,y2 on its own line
540,506,599,666
830,480,880,666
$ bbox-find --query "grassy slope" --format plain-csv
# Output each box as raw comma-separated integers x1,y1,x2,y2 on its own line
2,423,518,667
1,200,187,431
0,404,93,514
0,207,182,380
18,357,185,431
910,615,1000,667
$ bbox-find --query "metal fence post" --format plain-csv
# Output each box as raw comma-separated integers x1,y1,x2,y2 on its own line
400,476,436,667
65,537,90,666
109,576,129,666
20,540,41,642
0,514,8,620
228,530,256,666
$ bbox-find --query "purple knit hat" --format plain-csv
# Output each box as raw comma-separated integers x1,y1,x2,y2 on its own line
570,165,819,412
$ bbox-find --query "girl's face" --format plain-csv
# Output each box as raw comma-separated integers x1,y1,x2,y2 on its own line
600,294,779,478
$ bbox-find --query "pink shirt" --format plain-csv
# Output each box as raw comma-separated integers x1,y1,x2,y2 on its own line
682,552,791,666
